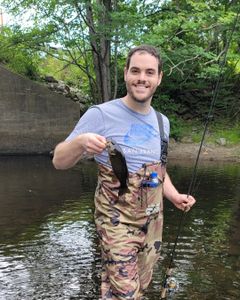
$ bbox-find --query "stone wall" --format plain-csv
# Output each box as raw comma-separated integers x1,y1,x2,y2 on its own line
0,64,80,154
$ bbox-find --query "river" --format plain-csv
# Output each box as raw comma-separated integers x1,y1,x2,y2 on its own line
0,156,239,300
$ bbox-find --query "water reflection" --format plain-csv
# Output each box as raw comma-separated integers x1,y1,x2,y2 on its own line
0,157,239,299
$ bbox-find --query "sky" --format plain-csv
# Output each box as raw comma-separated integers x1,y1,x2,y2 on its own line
0,6,14,27
0,5,35,27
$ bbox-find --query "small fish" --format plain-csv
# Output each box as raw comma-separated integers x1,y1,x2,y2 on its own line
106,139,130,196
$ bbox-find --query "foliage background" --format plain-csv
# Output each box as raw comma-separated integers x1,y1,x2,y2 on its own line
0,0,239,140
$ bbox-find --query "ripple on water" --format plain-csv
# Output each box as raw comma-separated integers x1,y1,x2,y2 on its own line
0,158,240,299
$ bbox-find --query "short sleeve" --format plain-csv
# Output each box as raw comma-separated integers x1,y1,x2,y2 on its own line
65,106,105,141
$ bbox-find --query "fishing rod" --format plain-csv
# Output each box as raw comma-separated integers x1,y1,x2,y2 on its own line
160,8,240,299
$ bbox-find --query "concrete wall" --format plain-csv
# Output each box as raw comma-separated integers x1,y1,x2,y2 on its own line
0,64,80,154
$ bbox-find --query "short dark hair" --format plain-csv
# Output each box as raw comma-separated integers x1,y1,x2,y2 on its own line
125,45,163,74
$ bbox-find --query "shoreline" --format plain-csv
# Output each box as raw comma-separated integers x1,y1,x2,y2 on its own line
0,142,239,163
168,142,240,163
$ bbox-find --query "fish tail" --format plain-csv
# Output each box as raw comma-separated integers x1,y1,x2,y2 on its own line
118,187,131,197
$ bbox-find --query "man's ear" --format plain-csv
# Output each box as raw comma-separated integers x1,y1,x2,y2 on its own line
124,67,127,81
158,71,163,86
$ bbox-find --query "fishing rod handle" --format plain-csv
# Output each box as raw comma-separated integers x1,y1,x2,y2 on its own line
160,288,167,299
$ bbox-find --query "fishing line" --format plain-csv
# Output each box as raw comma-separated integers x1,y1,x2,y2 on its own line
160,8,240,299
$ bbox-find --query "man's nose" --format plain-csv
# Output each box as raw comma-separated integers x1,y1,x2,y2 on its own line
138,72,146,81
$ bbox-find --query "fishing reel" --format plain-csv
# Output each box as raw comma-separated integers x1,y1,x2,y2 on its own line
165,276,179,295
160,275,179,299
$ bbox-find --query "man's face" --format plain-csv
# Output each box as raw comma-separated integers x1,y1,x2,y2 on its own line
124,51,162,104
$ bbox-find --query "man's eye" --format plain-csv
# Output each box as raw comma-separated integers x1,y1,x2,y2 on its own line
147,71,154,75
131,69,138,74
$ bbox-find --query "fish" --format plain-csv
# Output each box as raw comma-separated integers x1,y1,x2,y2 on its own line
106,139,130,197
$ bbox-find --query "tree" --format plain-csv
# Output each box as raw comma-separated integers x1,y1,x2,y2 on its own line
140,0,240,120
1,0,148,103
0,26,40,79
1,0,239,121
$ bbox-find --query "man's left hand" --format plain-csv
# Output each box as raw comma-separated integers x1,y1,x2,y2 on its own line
173,194,196,212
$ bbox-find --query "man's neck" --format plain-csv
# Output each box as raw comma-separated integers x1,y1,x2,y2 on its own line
121,96,151,114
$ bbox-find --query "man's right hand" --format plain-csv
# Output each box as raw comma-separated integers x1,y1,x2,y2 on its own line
79,133,107,155
52,133,106,170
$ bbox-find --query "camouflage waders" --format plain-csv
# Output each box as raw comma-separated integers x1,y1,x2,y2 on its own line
94,161,166,300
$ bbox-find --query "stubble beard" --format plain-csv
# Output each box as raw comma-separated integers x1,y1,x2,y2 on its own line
127,84,156,105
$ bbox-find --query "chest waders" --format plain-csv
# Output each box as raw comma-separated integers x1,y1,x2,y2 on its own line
94,111,168,300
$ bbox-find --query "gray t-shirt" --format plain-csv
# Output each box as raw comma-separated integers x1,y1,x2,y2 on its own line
66,99,170,173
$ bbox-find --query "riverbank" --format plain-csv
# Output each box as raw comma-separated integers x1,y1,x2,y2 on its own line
168,140,240,163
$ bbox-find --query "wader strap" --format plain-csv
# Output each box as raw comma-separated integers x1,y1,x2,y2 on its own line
155,110,168,166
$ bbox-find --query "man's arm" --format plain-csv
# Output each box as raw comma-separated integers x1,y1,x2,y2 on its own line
52,133,106,170
163,172,196,211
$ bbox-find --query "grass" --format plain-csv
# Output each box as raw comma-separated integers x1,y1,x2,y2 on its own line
172,118,240,146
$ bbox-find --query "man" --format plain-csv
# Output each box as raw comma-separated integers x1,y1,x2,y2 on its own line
53,45,196,300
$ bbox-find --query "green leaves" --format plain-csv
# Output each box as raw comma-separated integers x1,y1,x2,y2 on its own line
0,0,239,119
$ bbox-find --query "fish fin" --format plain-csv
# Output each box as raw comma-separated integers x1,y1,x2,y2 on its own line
125,187,131,194
118,187,131,197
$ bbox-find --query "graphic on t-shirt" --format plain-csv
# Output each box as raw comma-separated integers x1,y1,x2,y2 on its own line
124,124,158,147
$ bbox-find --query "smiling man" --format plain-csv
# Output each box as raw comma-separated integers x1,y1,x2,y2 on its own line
53,45,196,300
123,49,162,109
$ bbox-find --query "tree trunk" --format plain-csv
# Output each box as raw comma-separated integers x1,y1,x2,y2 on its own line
86,0,112,103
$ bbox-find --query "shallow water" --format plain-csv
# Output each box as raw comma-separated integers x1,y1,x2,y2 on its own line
0,156,239,300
